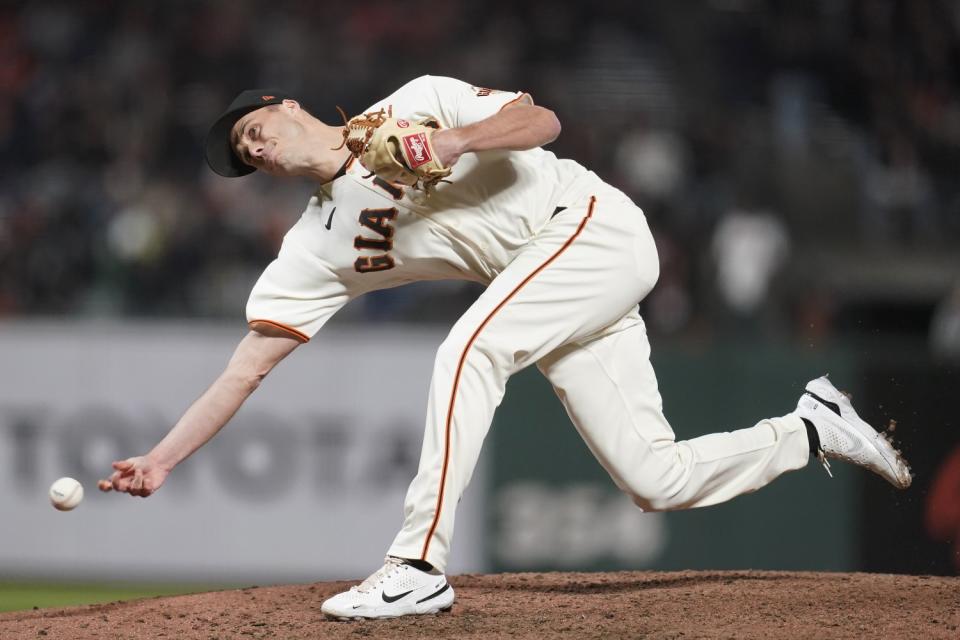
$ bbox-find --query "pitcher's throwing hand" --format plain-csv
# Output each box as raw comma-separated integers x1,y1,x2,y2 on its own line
98,456,169,497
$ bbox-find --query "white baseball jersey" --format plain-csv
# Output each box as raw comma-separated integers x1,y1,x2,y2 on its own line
246,75,606,341
245,75,810,573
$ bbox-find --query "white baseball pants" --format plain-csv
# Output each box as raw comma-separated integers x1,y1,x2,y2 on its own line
387,189,810,571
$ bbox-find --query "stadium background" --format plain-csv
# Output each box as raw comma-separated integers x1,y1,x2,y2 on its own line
1,0,958,611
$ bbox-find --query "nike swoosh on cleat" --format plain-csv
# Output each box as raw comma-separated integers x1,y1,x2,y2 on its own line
381,589,414,603
416,583,450,604
805,390,841,416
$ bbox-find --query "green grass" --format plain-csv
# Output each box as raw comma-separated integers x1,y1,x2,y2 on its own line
0,582,230,613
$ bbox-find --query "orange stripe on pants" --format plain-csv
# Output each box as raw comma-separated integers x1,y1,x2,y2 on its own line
420,196,597,560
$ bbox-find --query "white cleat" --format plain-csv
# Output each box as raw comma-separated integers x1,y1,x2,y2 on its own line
796,375,912,489
321,556,454,620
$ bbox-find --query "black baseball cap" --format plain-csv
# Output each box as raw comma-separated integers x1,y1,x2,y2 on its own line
205,88,294,177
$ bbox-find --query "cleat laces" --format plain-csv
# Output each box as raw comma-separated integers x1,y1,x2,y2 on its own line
817,449,834,478
355,556,404,594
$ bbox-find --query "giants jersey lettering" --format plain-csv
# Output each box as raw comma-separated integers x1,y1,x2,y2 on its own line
246,75,608,341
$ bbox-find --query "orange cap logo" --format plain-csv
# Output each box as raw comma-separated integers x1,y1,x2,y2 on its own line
261,95,275,101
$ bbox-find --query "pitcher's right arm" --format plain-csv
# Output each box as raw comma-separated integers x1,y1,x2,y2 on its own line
99,326,301,497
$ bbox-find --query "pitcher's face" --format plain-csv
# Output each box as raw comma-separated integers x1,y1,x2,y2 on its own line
231,100,310,177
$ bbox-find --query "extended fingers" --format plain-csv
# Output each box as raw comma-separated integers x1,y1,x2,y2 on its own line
111,469,127,492
101,458,158,497
109,466,140,493
112,459,134,471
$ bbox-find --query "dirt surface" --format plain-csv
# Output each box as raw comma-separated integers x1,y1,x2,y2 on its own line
1,571,958,639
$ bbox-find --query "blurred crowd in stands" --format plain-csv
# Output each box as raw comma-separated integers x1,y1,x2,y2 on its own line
1,0,959,350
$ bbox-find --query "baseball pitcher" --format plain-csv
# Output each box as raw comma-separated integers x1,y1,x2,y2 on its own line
100,76,912,620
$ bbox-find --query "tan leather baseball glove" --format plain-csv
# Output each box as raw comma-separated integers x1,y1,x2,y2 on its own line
336,108,452,193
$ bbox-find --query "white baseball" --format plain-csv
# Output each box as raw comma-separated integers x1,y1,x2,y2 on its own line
49,477,84,511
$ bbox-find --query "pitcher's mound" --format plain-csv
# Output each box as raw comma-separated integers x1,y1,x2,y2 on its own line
2,570,958,639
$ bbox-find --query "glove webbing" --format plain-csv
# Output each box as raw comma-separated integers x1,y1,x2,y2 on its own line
333,106,389,155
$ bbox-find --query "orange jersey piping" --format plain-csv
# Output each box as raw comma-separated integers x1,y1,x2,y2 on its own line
248,319,310,343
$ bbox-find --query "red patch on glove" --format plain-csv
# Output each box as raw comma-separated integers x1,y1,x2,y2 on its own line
402,133,432,168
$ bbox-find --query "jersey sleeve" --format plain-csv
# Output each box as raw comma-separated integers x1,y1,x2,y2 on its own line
245,238,350,342
383,75,533,129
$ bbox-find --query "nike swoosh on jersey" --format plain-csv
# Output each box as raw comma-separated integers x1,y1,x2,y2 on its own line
324,206,336,230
